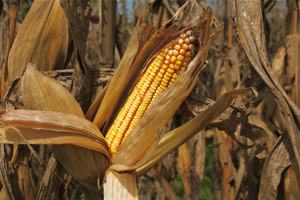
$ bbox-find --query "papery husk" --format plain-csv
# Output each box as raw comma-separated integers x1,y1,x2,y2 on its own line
111,10,215,170
103,170,138,200
18,65,110,190
1,0,68,100
93,1,195,130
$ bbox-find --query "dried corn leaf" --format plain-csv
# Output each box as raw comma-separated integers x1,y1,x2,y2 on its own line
233,0,300,186
0,144,21,199
93,1,195,129
178,142,193,199
194,132,206,183
287,34,300,107
272,47,286,77
19,65,110,190
187,93,274,159
103,170,138,200
2,0,68,99
16,150,35,200
258,135,291,200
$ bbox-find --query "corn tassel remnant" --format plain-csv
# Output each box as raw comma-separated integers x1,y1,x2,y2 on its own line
105,30,196,154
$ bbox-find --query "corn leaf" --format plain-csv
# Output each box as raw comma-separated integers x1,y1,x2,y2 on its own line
233,0,300,188
2,0,68,99
258,135,291,200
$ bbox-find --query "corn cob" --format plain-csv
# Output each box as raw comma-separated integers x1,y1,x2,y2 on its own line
105,30,196,154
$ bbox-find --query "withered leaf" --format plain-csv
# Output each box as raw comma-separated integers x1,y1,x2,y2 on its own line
258,135,292,200
233,0,300,185
2,0,68,99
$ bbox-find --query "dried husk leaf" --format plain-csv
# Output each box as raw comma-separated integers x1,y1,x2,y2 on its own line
21,64,83,116
93,1,195,130
103,170,138,200
0,109,110,189
1,0,68,99
19,65,110,190
0,110,109,154
111,13,214,171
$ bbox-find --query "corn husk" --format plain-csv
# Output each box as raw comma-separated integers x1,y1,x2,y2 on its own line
103,170,138,200
1,0,68,99
18,65,110,190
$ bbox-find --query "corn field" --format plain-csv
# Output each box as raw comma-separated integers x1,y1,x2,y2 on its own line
0,0,300,199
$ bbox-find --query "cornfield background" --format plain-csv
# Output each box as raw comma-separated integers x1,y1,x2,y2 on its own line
0,0,300,199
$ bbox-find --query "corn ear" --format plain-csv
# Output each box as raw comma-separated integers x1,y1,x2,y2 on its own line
105,29,196,154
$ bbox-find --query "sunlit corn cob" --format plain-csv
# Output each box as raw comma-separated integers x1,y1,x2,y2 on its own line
105,30,196,154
